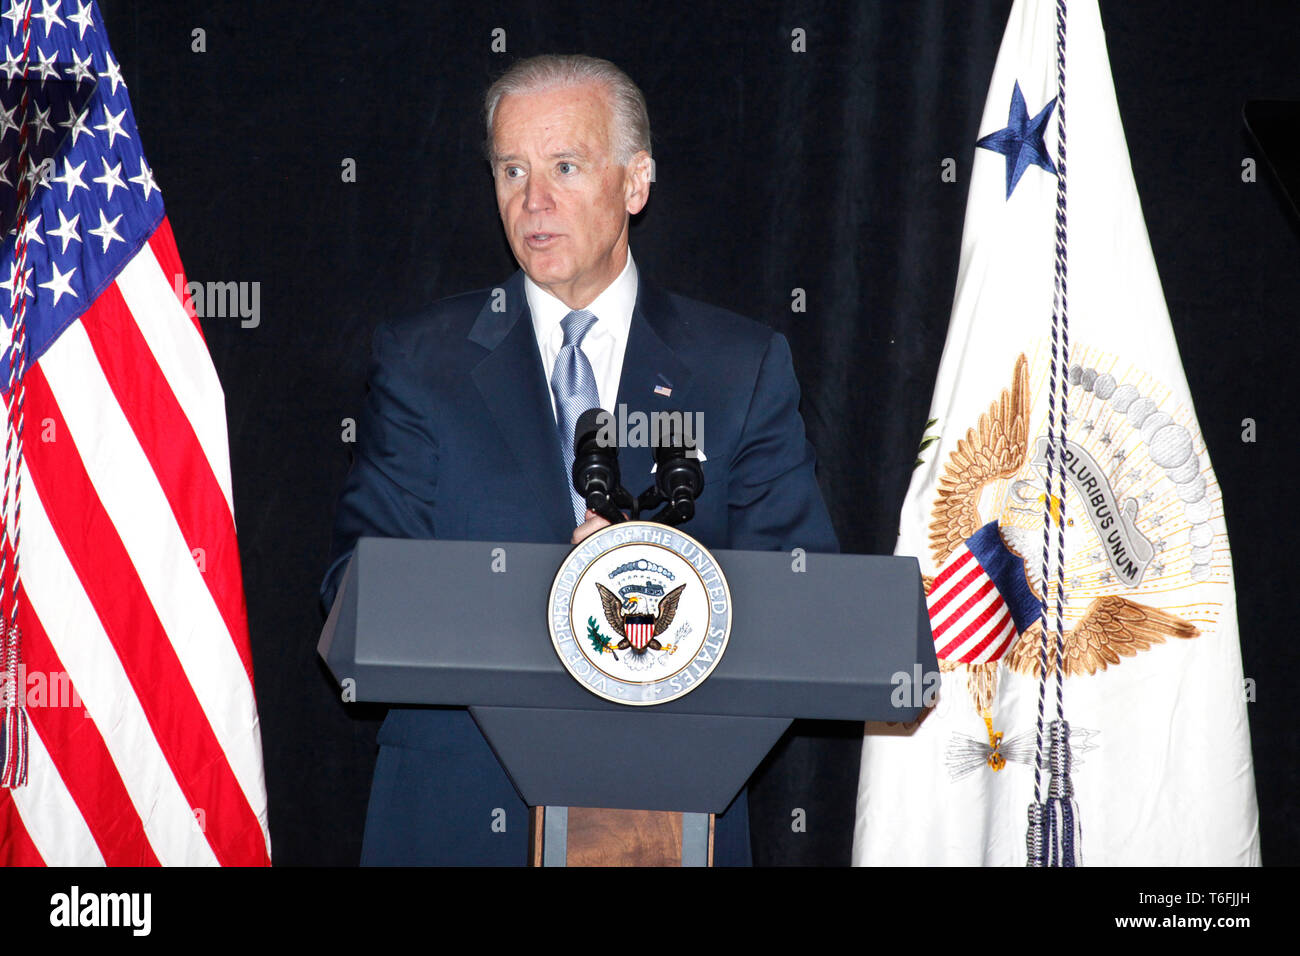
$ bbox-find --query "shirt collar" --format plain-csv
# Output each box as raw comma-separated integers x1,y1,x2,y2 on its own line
525,251,638,353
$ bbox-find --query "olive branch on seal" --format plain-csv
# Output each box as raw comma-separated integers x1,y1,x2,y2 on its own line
587,616,617,660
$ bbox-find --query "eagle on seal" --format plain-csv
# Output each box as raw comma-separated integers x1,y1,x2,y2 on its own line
596,583,685,654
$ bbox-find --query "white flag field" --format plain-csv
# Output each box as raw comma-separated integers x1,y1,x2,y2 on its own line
853,0,1260,865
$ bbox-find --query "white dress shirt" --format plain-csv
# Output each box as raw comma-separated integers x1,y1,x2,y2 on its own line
526,252,637,422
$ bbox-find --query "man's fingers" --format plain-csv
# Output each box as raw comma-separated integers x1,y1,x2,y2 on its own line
572,511,612,544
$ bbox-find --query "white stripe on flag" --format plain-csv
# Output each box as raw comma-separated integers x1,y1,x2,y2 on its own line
39,321,269,850
21,461,221,865
926,551,976,606
115,241,236,516
9,721,105,866
949,610,1015,664
932,583,1000,645
934,594,1002,650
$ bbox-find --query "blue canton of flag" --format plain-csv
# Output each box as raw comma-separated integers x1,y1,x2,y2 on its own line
1,0,161,359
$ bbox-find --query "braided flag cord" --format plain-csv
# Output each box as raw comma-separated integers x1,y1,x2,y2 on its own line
0,1,270,865
0,0,33,790
1026,0,1082,868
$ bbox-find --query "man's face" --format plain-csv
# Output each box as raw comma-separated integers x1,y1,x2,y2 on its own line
491,82,651,310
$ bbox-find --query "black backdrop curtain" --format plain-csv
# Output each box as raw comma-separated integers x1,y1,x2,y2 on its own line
96,0,1298,865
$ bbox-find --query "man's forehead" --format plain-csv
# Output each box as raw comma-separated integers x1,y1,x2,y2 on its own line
492,83,614,155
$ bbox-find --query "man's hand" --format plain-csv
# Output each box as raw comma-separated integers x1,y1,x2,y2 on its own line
572,509,612,544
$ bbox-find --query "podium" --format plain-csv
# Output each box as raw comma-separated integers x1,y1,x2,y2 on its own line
319,536,935,866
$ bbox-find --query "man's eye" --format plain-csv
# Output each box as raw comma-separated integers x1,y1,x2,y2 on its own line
504,166,524,179
557,162,576,175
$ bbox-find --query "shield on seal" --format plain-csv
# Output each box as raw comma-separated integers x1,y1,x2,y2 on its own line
625,614,655,650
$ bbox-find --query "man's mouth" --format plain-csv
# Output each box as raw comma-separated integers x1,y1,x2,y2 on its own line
525,232,560,247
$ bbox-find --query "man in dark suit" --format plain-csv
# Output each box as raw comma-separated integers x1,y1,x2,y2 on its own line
321,54,838,865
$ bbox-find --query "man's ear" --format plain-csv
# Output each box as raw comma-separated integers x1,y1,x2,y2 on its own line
624,150,653,215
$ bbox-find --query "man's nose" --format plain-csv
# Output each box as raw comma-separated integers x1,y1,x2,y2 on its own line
523,177,553,212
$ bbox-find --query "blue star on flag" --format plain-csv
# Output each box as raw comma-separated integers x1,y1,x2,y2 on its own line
977,80,1057,198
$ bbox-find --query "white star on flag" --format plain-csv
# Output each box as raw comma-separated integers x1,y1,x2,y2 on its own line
32,0,64,38
88,207,123,252
93,157,125,200
47,208,80,252
52,156,87,198
93,104,128,147
38,260,77,306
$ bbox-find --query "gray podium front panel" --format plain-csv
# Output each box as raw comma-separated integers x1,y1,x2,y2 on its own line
319,537,936,722
470,707,791,812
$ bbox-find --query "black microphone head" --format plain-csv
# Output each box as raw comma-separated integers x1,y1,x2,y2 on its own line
572,408,620,506
574,407,613,453
652,413,704,504
651,440,687,467
655,455,703,501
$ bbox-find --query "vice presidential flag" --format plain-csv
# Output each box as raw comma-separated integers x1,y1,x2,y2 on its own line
853,0,1259,865
0,1,270,864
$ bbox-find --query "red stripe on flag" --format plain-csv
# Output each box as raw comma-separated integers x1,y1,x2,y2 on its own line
957,607,1014,663
15,600,162,866
928,561,984,618
932,576,996,637
79,275,255,685
0,791,45,866
930,549,975,591
23,363,269,866
149,217,206,340
937,589,1006,659
983,623,1018,664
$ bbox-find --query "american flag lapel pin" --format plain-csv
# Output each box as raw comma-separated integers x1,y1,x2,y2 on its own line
653,377,672,397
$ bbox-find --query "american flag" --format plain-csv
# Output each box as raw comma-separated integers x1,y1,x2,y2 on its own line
0,1,270,865
926,520,1040,665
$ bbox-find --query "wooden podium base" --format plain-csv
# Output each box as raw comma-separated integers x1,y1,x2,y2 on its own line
530,807,714,866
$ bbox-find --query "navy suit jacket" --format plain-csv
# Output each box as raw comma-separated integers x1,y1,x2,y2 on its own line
321,268,838,864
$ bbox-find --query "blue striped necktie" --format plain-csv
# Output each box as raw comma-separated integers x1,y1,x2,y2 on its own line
550,309,602,524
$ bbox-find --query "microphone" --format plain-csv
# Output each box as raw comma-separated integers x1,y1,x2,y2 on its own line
650,416,704,524
572,408,625,521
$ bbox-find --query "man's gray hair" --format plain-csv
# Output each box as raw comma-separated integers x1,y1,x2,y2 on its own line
484,54,652,166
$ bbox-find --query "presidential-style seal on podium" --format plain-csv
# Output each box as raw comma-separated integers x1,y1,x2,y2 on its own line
548,520,732,706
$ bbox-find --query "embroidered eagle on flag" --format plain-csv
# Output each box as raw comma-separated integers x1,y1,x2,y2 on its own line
926,353,1199,718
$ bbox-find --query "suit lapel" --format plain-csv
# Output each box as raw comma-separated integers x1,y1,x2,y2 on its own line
468,271,574,540
616,278,694,494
